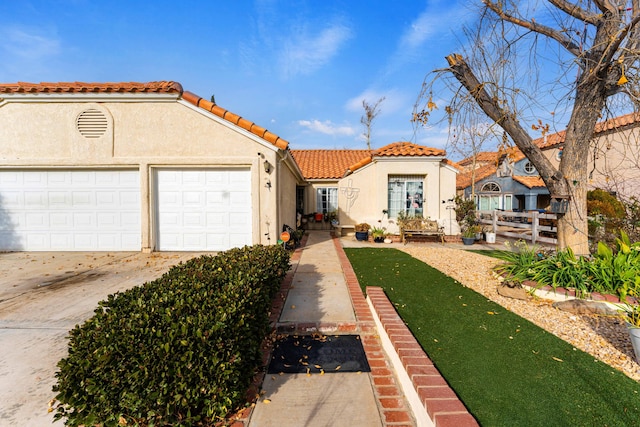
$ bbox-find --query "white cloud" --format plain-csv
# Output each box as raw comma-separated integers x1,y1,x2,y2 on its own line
298,119,356,136
0,26,61,59
280,21,352,78
0,25,62,80
399,11,434,50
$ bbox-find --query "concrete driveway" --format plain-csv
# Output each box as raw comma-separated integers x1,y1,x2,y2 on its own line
0,251,208,426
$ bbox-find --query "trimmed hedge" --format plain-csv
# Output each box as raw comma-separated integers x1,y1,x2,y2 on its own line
52,245,290,426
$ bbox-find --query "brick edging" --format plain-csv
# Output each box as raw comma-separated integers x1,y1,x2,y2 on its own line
367,287,479,427
332,235,414,426
333,235,478,427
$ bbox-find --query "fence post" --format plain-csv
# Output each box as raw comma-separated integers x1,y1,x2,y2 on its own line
492,210,498,233
532,211,538,244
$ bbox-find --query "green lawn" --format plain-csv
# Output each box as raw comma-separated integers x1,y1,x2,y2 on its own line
345,248,640,426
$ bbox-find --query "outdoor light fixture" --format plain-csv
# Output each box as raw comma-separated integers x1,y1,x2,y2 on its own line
263,160,272,174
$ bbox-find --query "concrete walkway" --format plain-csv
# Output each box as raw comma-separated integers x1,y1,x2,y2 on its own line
246,231,414,427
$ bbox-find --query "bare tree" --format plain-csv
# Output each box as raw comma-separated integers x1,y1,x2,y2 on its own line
415,0,640,254
361,97,385,150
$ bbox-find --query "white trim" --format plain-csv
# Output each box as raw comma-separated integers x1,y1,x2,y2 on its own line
177,99,281,153
441,162,460,174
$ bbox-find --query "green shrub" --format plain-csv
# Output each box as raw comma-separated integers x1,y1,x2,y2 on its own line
52,245,290,427
495,233,640,301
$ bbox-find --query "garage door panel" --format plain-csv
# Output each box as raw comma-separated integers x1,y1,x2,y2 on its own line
72,192,93,207
183,212,205,227
0,170,141,251
206,212,227,227
229,212,250,228
156,169,252,251
25,213,47,228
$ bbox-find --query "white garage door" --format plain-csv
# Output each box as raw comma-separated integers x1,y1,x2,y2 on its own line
0,170,141,251
155,169,252,251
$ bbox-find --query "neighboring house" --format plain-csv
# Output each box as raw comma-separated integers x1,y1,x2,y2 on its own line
0,81,304,252
293,142,459,235
457,112,640,211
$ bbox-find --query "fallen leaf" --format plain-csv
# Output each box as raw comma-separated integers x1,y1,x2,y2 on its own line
263,399,271,404
552,357,563,362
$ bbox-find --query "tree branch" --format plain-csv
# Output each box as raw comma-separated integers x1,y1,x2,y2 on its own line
445,53,567,191
546,0,601,25
483,0,584,56
591,0,621,14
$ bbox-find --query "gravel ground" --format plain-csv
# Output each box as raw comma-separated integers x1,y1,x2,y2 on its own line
399,246,640,382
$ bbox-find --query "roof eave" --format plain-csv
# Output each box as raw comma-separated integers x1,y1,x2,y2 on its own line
0,92,180,102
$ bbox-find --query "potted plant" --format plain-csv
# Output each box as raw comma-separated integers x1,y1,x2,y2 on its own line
354,223,370,241
371,227,386,243
485,228,497,243
619,303,640,363
461,227,476,245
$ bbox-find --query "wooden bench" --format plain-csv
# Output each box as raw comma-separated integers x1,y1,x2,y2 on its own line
333,224,355,237
400,219,445,245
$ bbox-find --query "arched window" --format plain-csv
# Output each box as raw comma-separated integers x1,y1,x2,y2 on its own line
477,182,511,210
480,182,500,192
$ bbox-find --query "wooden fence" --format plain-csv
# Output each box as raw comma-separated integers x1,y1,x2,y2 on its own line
477,210,558,245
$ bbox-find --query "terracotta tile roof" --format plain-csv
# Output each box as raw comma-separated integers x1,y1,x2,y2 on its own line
534,112,640,149
456,164,497,190
458,151,500,166
374,141,446,157
181,91,289,150
0,81,183,94
290,149,372,179
513,175,546,188
442,158,463,171
0,81,289,150
292,142,448,179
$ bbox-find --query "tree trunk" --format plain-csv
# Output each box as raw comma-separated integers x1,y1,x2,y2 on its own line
556,78,608,254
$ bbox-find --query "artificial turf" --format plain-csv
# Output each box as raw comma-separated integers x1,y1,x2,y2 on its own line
344,247,640,426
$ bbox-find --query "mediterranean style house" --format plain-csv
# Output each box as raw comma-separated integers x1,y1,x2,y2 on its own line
457,112,640,211
292,143,459,235
0,81,458,251
0,81,304,251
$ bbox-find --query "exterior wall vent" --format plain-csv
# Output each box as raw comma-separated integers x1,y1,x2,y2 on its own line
76,109,108,138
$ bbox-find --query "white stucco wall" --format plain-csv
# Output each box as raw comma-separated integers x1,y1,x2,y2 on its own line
0,97,296,250
336,157,457,235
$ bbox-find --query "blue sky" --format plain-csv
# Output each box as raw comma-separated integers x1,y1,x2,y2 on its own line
0,1,475,154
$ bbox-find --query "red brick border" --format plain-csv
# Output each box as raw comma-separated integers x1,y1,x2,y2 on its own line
334,235,479,427
333,235,416,426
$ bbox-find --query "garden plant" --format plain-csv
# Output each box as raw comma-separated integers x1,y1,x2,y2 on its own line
51,245,290,427
494,231,640,302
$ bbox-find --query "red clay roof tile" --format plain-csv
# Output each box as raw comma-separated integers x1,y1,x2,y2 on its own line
513,175,546,188
456,164,497,190
0,81,289,150
0,81,183,94
291,150,372,179
292,142,448,179
375,141,446,157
